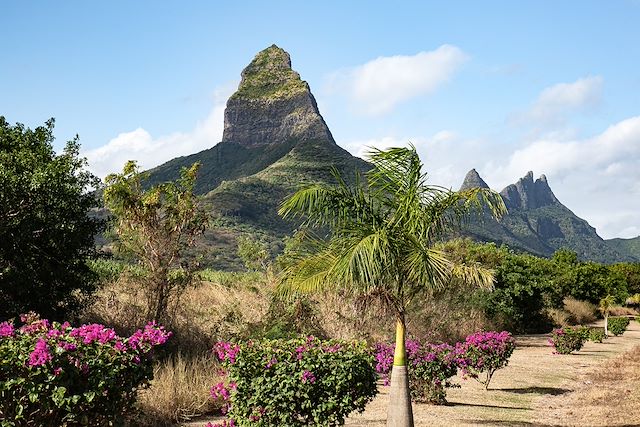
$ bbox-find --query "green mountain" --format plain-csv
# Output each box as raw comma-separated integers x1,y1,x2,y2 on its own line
459,169,638,263
606,236,640,260
144,45,636,268
147,45,369,268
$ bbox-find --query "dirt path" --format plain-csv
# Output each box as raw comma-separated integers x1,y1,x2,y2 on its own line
186,320,640,427
345,320,640,427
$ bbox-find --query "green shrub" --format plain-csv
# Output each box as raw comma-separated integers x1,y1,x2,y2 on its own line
586,327,606,343
549,327,585,354
608,317,630,336
212,337,377,426
0,313,170,426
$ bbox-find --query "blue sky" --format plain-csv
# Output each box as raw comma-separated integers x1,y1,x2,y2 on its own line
2,1,639,238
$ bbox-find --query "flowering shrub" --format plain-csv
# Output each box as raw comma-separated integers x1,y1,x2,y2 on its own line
0,313,171,426
210,337,377,426
549,327,585,354
373,339,459,404
608,317,630,336
455,331,516,390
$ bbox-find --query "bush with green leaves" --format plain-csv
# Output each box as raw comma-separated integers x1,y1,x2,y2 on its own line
549,327,585,354
455,331,516,390
374,339,459,404
608,317,630,336
0,313,171,426
0,117,103,321
211,337,377,426
586,327,606,343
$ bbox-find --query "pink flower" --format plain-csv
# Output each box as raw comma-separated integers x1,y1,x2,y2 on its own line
301,370,316,384
0,321,15,338
28,338,52,367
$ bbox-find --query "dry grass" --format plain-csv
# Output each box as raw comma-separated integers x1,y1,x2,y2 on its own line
137,354,223,425
563,297,597,325
534,342,640,426
609,305,638,316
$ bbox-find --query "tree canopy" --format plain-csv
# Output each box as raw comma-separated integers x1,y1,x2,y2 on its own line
0,117,103,320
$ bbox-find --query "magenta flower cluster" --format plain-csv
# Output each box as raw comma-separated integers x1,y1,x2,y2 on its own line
373,331,515,402
0,313,173,425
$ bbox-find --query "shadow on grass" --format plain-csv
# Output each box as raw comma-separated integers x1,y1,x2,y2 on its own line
463,421,550,426
497,386,571,396
448,402,531,411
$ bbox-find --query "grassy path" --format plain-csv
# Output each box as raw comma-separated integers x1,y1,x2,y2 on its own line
345,319,640,426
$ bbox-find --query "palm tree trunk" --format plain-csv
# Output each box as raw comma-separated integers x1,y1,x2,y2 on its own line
387,313,414,427
604,313,608,337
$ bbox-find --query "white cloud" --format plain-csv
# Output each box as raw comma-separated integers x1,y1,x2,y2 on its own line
512,76,603,128
331,45,468,115
484,116,640,238
84,83,236,179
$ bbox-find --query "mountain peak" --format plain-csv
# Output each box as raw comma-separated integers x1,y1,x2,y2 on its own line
222,45,335,147
500,171,559,210
460,168,490,190
232,45,306,101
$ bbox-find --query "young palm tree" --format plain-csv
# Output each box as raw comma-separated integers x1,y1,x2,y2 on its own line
278,146,506,427
599,294,615,337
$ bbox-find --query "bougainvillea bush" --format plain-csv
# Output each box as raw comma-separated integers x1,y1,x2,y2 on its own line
374,339,459,404
549,327,585,354
210,337,377,426
0,313,171,426
456,331,516,390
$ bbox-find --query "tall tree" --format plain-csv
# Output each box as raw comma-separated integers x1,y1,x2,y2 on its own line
278,146,505,426
0,117,103,320
103,161,208,322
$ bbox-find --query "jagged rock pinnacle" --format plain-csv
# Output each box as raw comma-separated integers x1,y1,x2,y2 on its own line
222,45,335,147
460,168,490,191
500,171,559,211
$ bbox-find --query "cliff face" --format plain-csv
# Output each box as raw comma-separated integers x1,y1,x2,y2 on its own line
499,171,559,211
222,45,335,147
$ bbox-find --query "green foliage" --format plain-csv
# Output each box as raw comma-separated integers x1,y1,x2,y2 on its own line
103,161,209,322
564,263,628,304
237,235,269,271
608,317,630,336
455,331,516,390
230,45,308,100
0,117,103,321
218,337,378,426
586,327,606,343
0,314,170,426
550,327,586,354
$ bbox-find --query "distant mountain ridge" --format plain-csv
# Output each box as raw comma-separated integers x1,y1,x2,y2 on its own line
459,169,638,263
144,45,636,268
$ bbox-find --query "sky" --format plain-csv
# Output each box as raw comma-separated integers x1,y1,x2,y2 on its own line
1,1,639,239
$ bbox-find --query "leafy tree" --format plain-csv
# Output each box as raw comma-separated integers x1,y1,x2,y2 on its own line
278,146,505,426
237,235,269,272
103,161,208,322
0,117,102,320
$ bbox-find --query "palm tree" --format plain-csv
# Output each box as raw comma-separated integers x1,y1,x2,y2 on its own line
278,146,506,427
599,295,615,337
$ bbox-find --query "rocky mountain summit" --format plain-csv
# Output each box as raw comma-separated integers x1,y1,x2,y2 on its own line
223,45,335,147
500,171,559,211
146,45,368,268
459,170,636,263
